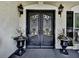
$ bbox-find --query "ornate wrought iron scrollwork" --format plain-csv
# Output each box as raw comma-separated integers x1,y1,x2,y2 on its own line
30,15,39,36
43,14,52,35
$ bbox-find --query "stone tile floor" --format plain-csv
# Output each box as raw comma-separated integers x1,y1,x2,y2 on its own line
10,49,79,58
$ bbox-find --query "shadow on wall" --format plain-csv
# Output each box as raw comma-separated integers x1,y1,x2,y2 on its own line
0,37,3,47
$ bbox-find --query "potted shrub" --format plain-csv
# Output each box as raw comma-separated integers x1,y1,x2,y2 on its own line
58,29,69,55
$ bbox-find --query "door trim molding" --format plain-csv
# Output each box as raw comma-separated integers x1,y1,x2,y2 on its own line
21,3,60,49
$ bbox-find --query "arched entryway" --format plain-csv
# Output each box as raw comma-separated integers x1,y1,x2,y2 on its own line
22,2,58,49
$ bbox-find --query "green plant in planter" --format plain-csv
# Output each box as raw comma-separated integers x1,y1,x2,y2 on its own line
58,34,64,40
58,29,66,40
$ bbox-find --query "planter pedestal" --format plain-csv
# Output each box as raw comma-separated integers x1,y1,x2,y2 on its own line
14,35,26,56
60,40,68,55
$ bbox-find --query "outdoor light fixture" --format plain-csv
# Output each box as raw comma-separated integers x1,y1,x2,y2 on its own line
58,4,64,17
17,3,23,17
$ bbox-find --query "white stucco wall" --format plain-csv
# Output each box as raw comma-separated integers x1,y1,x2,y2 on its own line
0,2,19,58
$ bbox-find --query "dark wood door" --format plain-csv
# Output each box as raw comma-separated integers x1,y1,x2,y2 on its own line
26,10,55,48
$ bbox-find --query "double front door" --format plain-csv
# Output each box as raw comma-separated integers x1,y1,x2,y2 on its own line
26,10,55,48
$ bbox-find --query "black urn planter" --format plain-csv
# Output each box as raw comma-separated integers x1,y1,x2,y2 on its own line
14,35,26,56
60,40,68,55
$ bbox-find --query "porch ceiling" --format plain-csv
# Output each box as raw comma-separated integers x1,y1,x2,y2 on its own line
19,1,79,9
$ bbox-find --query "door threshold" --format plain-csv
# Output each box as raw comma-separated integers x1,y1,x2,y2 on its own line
26,46,54,49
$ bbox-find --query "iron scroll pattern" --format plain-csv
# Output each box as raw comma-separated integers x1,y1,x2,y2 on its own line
30,14,39,36
43,14,52,36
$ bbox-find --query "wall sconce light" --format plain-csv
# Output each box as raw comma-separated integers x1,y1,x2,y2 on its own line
17,4,23,17
58,4,64,17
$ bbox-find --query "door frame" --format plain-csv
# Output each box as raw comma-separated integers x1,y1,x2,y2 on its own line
26,10,55,48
